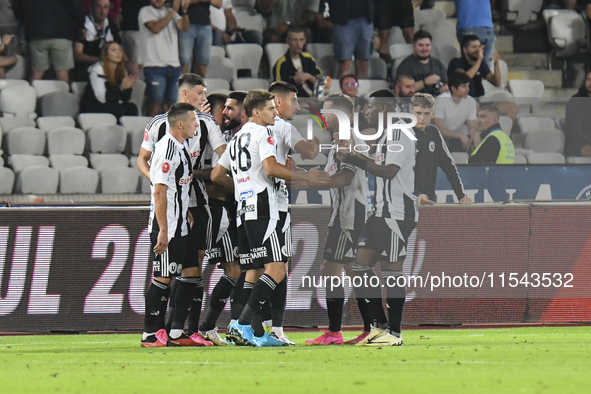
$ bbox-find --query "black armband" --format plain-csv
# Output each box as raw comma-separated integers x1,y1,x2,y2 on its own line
343,154,367,170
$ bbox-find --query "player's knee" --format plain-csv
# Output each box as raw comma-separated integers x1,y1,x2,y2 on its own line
224,262,242,280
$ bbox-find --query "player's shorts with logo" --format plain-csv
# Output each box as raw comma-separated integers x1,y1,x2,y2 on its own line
278,210,292,258
323,223,362,264
184,205,211,268
150,233,188,278
206,198,238,266
357,215,416,263
237,217,288,271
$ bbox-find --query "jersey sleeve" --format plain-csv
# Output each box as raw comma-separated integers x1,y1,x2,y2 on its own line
290,123,305,149
467,98,478,121
259,130,277,162
385,132,411,168
140,118,160,152
150,143,177,188
205,116,227,152
217,148,231,170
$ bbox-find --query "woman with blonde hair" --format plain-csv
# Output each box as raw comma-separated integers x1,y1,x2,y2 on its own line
80,41,138,118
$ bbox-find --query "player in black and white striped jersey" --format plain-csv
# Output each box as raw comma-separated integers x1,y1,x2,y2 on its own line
141,103,197,347
137,74,226,346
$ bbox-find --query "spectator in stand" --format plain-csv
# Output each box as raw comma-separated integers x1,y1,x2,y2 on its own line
311,1,333,43
139,0,189,116
119,0,150,67
0,34,17,79
454,0,495,68
469,104,514,164
261,0,319,43
397,30,448,96
565,71,591,157
80,41,138,118
340,74,369,130
13,0,85,83
73,0,124,82
273,26,322,98
321,0,374,79
448,34,518,122
433,71,480,152
375,0,415,61
394,72,416,112
82,0,122,27
179,0,221,77
210,0,262,46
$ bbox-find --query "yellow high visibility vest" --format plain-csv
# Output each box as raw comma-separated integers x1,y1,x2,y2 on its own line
470,129,515,164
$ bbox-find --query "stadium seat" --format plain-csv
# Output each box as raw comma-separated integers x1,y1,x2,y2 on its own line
130,128,145,155
4,55,26,80
59,167,99,194
307,43,334,60
47,127,86,155
211,45,226,58
526,152,566,164
566,156,591,164
504,0,544,26
40,91,80,118
0,156,3,167
433,45,459,71
508,80,545,113
499,116,513,136
8,154,49,173
357,80,389,97
265,43,289,76
207,56,235,83
32,80,70,98
324,78,342,95
130,79,146,116
524,128,565,153
517,116,556,134
100,167,139,193
232,0,256,7
0,167,15,194
89,153,129,172
0,117,36,134
544,9,586,68
120,116,152,134
77,113,117,132
226,43,263,79
6,127,45,155
555,116,565,131
49,154,89,171
368,58,387,80
37,116,76,133
207,78,231,93
15,165,59,194
482,59,509,93
232,78,270,91
306,43,337,77
414,8,446,27
388,44,413,78
514,154,527,164
87,125,126,153
422,20,456,48
0,84,37,118
0,79,28,91
233,9,265,34
70,81,87,100
140,175,150,193
451,152,469,164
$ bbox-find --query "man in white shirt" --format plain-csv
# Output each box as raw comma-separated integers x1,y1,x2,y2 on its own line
433,71,480,152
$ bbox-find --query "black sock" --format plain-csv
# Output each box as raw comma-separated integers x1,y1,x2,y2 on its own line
270,274,287,328
165,277,179,332
238,274,277,326
261,296,272,322
251,312,265,337
230,272,246,320
352,264,387,328
199,274,237,332
187,276,203,335
327,282,344,332
144,279,169,333
170,277,198,334
356,296,372,332
384,271,405,336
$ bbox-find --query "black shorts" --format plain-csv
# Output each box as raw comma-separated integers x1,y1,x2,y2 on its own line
184,205,210,268
357,215,416,263
206,198,238,266
375,0,415,30
237,217,288,271
323,223,362,264
278,210,292,258
150,233,188,278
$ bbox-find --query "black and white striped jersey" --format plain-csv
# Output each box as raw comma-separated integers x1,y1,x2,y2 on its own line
218,122,279,225
148,133,193,240
373,128,418,222
325,133,371,231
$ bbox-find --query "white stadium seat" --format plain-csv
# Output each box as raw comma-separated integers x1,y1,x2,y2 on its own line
77,113,117,132
6,127,45,155
8,154,49,173
0,84,37,118
226,43,263,80
37,116,76,133
89,153,130,172
0,167,15,194
100,167,139,193
47,127,86,155
32,80,69,98
524,128,565,153
15,166,59,194
87,125,126,153
59,167,99,194
49,154,89,171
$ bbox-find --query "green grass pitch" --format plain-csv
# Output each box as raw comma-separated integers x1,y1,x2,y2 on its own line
1,327,590,394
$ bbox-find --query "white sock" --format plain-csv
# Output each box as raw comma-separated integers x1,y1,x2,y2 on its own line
169,329,184,339
272,326,284,337
263,320,272,328
142,332,155,340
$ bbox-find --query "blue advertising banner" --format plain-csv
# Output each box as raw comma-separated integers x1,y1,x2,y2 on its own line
436,165,591,202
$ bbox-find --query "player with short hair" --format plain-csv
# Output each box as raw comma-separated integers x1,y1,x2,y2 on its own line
339,92,421,347
212,89,329,347
137,73,226,346
304,93,374,346
141,103,198,347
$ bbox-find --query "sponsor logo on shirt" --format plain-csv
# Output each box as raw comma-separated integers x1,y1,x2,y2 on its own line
237,204,255,216
238,176,250,183
239,189,254,201
179,174,193,186
375,153,385,164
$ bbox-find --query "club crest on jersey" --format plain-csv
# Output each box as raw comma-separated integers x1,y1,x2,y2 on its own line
267,136,275,145
429,141,435,152
162,162,170,173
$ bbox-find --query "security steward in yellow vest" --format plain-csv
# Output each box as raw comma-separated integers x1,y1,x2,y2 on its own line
469,104,515,164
